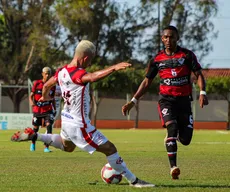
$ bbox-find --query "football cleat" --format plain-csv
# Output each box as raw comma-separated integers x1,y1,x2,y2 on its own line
44,147,51,153
170,166,180,180
11,127,35,142
30,143,36,151
130,178,155,188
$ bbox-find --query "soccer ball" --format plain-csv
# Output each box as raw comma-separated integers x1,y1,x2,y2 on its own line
101,163,122,184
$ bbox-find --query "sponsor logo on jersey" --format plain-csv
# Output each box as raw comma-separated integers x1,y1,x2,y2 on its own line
161,108,169,117
61,112,74,119
164,79,171,85
163,76,189,86
159,63,165,67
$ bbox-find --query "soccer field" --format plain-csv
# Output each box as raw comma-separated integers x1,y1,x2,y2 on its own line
0,129,229,192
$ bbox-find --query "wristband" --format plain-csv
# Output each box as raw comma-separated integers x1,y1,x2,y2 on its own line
131,97,137,104
200,90,206,95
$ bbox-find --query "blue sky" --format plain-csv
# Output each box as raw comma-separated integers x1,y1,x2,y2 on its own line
116,0,230,68
204,0,230,68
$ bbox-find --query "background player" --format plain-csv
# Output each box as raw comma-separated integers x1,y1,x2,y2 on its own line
29,67,56,152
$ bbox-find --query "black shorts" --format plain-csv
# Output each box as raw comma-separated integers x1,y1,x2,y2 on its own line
157,95,193,128
32,112,54,127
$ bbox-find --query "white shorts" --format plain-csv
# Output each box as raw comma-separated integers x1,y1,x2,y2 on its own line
60,122,108,154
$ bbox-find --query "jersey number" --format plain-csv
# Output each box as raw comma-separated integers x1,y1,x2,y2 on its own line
171,69,177,76
63,91,71,105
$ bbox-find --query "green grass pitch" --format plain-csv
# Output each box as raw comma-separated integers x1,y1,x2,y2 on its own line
0,129,229,192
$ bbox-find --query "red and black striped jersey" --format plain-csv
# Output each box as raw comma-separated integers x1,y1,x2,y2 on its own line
32,79,56,114
146,46,201,97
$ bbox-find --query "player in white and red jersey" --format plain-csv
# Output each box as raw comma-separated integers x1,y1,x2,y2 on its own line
11,40,155,188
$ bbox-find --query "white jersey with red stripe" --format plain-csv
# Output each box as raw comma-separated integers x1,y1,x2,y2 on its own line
55,65,91,128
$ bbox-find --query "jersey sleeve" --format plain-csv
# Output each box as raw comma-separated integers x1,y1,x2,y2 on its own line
54,67,63,82
145,58,158,79
187,51,202,72
71,69,87,85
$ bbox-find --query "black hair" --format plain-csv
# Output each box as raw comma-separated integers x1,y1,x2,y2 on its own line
162,25,179,40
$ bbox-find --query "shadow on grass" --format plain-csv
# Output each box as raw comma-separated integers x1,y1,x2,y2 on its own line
91,183,230,189
157,184,230,189
88,181,230,189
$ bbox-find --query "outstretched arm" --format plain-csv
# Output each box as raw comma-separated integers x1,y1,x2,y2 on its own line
81,62,131,83
193,70,209,108
122,77,153,116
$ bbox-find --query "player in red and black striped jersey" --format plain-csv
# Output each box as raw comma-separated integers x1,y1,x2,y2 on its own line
29,67,56,152
122,26,209,179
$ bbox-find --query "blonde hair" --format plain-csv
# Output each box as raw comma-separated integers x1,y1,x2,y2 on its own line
74,40,96,59
42,67,51,73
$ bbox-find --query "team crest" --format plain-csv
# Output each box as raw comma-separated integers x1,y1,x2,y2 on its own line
178,58,185,65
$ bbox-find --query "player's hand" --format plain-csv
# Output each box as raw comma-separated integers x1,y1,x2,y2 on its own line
199,94,209,108
122,101,135,116
39,96,52,102
30,102,35,107
114,62,132,71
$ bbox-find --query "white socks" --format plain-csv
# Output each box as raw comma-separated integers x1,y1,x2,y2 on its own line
106,152,136,183
37,133,64,151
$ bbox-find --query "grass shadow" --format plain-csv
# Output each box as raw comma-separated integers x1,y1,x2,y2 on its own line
157,184,230,189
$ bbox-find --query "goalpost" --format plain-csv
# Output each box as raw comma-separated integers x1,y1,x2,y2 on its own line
0,78,33,113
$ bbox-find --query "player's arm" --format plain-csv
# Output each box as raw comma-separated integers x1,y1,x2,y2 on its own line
29,82,37,106
193,70,209,108
189,51,208,108
122,58,157,116
29,92,35,106
133,78,153,100
40,76,57,101
193,70,205,92
81,62,131,83
122,77,153,116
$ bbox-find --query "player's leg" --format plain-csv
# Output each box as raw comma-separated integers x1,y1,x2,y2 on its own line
158,99,180,179
43,114,54,152
165,121,180,179
177,113,194,146
30,115,41,151
38,120,76,152
177,99,193,145
11,127,76,152
70,124,154,188
97,140,155,188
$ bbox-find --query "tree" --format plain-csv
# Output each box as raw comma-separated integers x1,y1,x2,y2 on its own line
140,0,218,63
56,0,156,65
206,77,230,129
0,0,69,112
56,0,157,125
